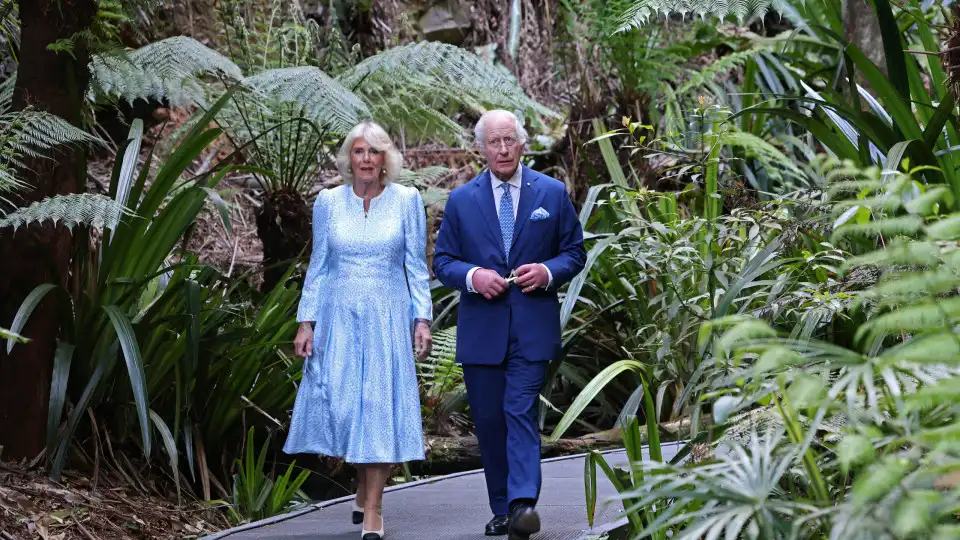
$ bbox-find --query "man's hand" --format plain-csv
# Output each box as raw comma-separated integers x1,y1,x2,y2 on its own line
473,268,508,300
415,321,432,361
515,264,549,293
294,324,314,358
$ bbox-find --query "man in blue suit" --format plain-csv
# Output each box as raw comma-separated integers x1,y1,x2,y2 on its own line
433,110,586,538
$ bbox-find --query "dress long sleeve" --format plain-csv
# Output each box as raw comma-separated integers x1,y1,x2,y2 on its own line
297,191,330,322
403,188,433,323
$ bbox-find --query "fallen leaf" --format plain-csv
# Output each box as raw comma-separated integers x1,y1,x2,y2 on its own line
35,520,49,540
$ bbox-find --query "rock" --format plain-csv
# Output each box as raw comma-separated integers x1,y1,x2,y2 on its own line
419,1,471,44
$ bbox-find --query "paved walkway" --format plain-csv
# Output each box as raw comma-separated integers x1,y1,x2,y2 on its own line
206,443,682,540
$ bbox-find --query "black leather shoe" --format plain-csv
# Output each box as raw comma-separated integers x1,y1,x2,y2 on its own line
508,506,540,540
485,515,510,536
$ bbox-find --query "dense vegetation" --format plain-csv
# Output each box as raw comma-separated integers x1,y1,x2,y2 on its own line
0,0,957,537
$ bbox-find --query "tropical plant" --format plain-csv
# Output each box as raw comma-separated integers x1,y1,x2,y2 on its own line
0,78,101,211
592,155,960,538
2,95,304,504
543,111,840,439
218,426,311,526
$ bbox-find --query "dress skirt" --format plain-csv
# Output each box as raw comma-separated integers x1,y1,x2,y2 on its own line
283,183,431,464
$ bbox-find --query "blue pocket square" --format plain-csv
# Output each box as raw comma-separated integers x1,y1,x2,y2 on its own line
531,207,551,221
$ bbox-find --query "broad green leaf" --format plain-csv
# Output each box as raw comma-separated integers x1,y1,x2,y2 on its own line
6,283,57,353
103,305,152,456
45,341,74,457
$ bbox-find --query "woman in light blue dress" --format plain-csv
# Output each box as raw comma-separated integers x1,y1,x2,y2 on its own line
285,121,433,540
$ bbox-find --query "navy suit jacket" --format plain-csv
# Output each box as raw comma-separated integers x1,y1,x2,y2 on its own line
432,166,586,365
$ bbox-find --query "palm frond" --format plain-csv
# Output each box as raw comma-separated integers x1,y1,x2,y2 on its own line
0,193,132,232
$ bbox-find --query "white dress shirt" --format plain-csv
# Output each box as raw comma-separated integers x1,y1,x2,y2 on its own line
466,165,553,292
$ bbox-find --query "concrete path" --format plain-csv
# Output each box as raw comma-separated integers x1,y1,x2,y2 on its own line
205,442,683,540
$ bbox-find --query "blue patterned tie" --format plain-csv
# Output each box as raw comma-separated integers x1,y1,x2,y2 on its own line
498,183,514,262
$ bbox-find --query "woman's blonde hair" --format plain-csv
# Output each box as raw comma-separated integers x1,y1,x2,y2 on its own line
336,121,403,183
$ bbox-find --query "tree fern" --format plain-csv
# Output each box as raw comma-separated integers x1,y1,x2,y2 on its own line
241,66,369,134
0,104,101,207
89,36,242,106
337,41,560,126
0,193,131,232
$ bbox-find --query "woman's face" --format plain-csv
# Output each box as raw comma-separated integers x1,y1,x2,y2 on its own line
350,137,385,183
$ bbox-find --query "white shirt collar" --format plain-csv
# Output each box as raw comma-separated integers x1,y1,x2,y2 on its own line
490,164,522,189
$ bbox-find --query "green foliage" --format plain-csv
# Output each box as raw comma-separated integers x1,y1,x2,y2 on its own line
4,97,304,508
90,36,243,107
0,193,130,231
219,426,311,526
418,326,467,433
0,92,102,208
617,0,790,29
600,153,960,538
548,120,836,437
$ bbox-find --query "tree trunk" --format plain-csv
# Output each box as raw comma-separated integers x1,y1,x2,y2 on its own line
0,0,97,461
256,188,312,293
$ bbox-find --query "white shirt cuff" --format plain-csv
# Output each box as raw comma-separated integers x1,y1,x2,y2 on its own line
466,267,479,293
540,264,553,290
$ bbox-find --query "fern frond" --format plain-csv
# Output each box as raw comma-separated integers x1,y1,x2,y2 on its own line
857,297,960,341
926,214,960,241
616,0,788,29
418,326,463,399
0,108,100,203
354,70,468,140
832,196,904,215
721,130,806,187
90,36,242,106
0,193,132,232
865,269,960,303
396,166,452,187
904,375,960,412
881,335,960,369
842,242,941,272
904,186,953,216
242,67,370,134
831,215,924,242
677,48,769,96
0,109,101,166
396,167,453,207
337,41,558,124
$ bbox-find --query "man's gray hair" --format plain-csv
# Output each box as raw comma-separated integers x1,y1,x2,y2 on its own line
474,110,529,148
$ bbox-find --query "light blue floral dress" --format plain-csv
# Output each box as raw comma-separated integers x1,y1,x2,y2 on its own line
283,183,432,463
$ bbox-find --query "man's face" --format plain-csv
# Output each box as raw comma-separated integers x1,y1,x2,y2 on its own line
482,116,522,180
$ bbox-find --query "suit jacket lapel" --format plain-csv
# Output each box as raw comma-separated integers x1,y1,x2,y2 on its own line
472,171,506,257
512,166,545,246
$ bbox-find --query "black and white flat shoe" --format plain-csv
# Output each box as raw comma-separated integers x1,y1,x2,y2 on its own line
352,501,364,525
361,521,384,540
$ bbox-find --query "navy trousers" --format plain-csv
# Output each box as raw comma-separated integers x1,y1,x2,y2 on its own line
463,332,548,517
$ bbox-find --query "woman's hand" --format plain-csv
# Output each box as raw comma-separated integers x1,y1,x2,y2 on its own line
294,323,314,358
414,321,432,361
